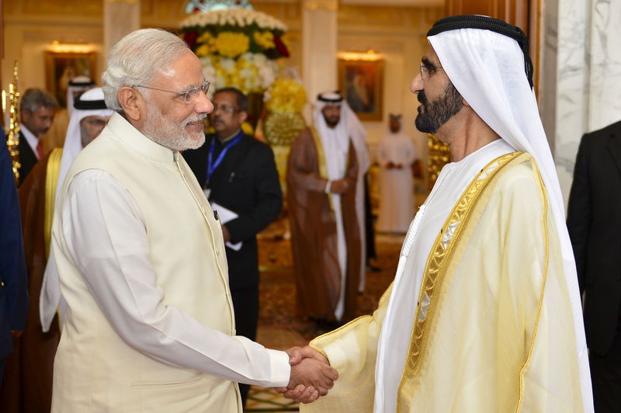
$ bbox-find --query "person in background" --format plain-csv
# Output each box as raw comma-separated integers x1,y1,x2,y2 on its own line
18,89,58,185
0,87,112,413
0,129,28,385
183,86,282,407
376,113,418,233
567,118,621,413
287,91,361,327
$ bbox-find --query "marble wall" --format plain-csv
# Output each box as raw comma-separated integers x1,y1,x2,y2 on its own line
541,0,621,205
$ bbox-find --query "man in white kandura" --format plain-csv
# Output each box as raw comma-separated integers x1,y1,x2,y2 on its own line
49,29,336,412
376,113,418,234
284,15,594,413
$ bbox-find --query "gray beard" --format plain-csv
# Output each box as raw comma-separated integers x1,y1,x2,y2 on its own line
142,105,206,151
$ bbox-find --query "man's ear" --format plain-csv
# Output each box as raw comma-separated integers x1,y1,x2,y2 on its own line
238,111,248,124
117,86,143,121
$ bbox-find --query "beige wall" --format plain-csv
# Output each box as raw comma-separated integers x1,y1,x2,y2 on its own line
337,4,443,157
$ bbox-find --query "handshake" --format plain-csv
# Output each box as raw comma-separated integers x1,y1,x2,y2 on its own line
277,345,339,404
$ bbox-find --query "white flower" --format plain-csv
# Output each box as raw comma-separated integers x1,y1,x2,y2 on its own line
202,66,216,85
253,54,267,65
181,9,287,31
259,62,278,89
219,58,236,71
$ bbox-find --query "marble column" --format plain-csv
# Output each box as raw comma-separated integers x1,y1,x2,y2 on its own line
103,0,141,60
541,0,621,204
301,0,338,104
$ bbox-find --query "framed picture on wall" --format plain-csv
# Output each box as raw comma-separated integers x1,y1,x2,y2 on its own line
338,58,384,121
45,51,97,108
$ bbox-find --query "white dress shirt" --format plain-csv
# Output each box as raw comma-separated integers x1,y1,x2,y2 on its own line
20,123,41,159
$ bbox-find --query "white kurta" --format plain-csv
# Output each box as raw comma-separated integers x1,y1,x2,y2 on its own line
376,131,417,233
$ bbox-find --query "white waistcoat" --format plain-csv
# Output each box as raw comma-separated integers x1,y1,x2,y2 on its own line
51,114,239,412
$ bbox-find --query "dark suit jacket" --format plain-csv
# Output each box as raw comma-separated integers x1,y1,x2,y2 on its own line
18,131,38,187
0,131,28,361
567,119,621,356
183,133,282,291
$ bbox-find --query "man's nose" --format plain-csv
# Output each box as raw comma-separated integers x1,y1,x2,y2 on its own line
195,93,214,114
410,74,423,94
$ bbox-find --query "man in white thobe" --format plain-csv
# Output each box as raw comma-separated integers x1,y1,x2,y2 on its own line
49,29,336,412
377,114,417,233
283,15,594,413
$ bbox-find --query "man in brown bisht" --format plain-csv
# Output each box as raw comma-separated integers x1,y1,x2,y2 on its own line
287,91,361,326
0,88,112,412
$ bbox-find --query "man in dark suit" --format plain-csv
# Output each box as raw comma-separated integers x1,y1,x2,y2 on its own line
0,129,29,383
567,119,621,413
18,88,58,185
183,87,282,406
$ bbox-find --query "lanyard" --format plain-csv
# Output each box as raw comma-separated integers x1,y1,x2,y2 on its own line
206,132,243,184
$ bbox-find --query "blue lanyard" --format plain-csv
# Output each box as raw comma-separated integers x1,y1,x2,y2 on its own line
206,131,243,184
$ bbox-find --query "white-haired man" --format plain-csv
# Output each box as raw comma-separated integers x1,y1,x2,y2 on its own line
286,92,362,326
49,29,336,412
285,15,594,413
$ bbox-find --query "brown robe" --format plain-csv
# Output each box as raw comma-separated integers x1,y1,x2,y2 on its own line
286,127,361,323
0,151,61,413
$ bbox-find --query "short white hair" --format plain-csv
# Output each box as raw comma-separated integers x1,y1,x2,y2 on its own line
102,28,189,111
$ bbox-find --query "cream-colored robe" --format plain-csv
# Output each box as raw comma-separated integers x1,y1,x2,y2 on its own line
302,152,585,412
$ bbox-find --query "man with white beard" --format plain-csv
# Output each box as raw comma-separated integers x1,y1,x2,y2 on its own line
49,29,337,412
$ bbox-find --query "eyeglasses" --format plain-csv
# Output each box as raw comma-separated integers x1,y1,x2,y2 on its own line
212,104,239,114
132,81,211,104
419,61,444,81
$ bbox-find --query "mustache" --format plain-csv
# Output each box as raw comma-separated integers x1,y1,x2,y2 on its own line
417,90,428,105
184,114,208,125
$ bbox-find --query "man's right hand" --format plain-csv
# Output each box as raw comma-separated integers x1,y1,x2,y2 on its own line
329,179,349,194
289,357,337,395
279,346,338,403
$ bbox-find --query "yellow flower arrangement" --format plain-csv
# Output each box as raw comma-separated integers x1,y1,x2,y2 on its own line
195,44,212,57
214,32,249,58
253,31,275,49
263,78,308,146
181,6,289,95
197,32,214,43
265,78,307,113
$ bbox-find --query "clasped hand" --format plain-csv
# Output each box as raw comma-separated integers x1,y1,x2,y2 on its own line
278,346,338,404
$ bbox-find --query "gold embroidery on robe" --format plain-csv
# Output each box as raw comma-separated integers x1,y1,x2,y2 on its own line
398,151,522,410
